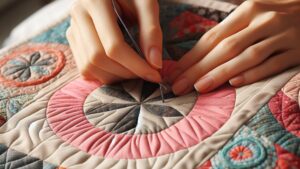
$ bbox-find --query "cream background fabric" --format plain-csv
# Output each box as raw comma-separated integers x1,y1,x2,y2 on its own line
1,64,299,169
1,0,297,168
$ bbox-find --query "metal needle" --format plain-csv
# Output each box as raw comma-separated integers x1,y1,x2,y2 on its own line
112,0,166,103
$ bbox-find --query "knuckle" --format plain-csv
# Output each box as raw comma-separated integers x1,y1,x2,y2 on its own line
267,11,279,19
88,48,104,65
243,0,258,10
220,66,233,77
247,46,262,60
220,38,239,52
105,41,124,59
265,11,282,23
201,29,219,45
146,26,162,37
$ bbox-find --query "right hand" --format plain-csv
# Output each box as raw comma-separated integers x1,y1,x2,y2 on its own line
66,0,163,84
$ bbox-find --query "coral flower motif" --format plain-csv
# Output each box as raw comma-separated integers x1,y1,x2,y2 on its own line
229,145,253,161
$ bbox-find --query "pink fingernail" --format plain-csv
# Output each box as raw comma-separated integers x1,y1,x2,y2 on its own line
194,76,214,93
229,76,244,87
172,77,189,95
149,47,162,69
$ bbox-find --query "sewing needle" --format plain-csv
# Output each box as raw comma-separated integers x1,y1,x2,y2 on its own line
112,0,166,103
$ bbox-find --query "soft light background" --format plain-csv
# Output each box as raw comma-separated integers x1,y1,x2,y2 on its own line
0,0,53,47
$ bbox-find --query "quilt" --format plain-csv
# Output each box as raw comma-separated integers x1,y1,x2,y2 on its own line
0,0,300,168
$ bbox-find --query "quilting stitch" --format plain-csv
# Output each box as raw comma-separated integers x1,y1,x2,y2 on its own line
211,127,277,169
269,91,300,138
84,79,197,134
199,72,300,169
0,144,62,169
46,61,235,159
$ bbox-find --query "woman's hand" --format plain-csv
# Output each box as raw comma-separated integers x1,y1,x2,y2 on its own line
169,0,300,95
66,0,162,84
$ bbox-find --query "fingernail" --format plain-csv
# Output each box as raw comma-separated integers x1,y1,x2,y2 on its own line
149,47,162,69
229,76,244,87
145,72,162,83
194,76,214,93
172,77,189,95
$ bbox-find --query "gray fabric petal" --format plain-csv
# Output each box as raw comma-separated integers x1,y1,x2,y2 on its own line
100,85,136,102
34,57,56,66
85,103,135,115
0,144,57,169
148,92,176,102
2,65,27,76
143,104,182,117
30,52,41,64
111,106,140,133
18,68,31,82
141,81,160,101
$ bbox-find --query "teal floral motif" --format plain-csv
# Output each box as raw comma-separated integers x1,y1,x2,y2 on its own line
1,52,56,82
247,105,300,156
212,127,277,169
0,94,35,121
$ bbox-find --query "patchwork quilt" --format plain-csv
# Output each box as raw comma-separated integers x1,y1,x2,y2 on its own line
1,0,300,168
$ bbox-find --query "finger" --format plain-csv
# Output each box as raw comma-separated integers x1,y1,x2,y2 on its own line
70,4,136,79
171,26,267,95
194,31,290,93
168,1,255,82
67,22,122,84
83,0,161,83
171,11,288,95
230,50,300,87
135,0,163,69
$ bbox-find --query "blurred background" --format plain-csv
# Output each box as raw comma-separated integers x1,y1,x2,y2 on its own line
0,0,53,45
0,0,241,47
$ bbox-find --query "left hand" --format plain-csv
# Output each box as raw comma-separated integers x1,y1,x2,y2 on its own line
168,0,300,95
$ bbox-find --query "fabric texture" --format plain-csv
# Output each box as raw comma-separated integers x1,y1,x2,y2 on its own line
198,73,300,169
0,0,300,169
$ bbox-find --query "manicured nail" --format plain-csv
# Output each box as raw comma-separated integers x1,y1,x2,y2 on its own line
229,76,244,87
172,77,189,95
194,76,214,93
149,47,162,69
145,72,162,83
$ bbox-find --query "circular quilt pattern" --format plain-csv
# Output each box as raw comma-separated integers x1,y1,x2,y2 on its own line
84,80,197,134
0,44,66,87
212,128,277,169
47,61,236,159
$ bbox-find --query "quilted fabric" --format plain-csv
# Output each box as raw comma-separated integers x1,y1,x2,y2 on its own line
46,61,235,160
0,144,63,169
199,73,300,169
0,0,300,169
